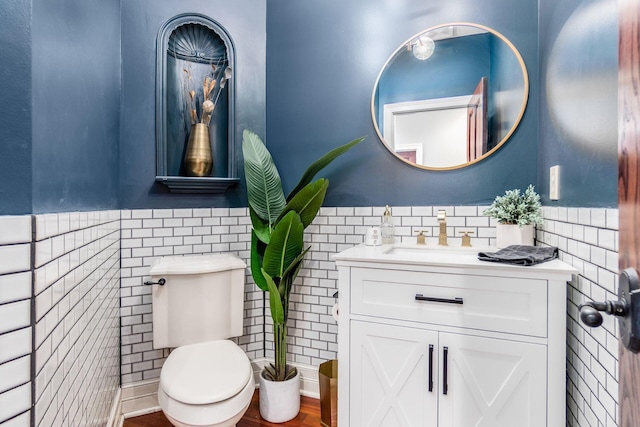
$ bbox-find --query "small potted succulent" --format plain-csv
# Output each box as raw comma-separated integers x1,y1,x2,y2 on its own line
483,185,543,248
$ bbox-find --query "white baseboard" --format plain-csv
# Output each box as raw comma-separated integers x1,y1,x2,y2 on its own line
106,388,124,427
251,358,320,399
120,360,320,418
121,379,161,418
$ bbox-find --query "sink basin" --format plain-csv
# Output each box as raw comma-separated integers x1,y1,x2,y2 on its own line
383,244,483,257
332,243,495,267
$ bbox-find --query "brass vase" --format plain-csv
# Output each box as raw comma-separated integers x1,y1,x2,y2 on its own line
184,123,213,176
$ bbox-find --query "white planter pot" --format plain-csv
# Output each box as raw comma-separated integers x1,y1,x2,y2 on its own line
259,369,301,423
496,224,534,248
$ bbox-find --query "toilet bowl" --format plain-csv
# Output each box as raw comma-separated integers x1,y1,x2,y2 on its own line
158,340,255,427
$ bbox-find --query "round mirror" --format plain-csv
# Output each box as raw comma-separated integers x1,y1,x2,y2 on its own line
372,23,529,170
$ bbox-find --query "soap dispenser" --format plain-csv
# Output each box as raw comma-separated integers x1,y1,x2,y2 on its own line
381,205,395,244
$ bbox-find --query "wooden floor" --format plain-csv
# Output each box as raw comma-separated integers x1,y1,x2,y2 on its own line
123,390,322,427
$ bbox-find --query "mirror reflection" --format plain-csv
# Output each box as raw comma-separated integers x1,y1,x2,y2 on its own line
372,23,529,170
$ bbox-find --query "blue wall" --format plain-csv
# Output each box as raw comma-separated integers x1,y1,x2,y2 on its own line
0,0,32,215
31,0,121,214
0,0,120,215
0,0,620,214
266,0,540,206
490,34,526,144
119,0,266,209
538,0,618,207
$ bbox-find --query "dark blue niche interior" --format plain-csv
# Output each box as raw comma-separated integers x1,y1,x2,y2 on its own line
166,50,229,178
156,14,238,193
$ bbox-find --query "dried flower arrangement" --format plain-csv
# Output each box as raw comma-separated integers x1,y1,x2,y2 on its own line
183,62,233,126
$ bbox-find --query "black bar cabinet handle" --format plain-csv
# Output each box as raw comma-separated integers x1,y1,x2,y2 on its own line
415,294,463,305
144,278,166,286
443,346,449,395
428,344,434,392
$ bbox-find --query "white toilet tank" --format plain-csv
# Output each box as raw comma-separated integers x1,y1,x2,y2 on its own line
149,254,247,349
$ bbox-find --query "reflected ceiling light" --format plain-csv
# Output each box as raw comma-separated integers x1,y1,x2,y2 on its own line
410,36,435,60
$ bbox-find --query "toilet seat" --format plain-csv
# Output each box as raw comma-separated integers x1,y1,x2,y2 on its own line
159,340,254,426
161,340,252,404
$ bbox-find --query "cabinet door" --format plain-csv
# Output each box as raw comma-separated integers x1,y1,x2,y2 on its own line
350,321,438,426
438,333,547,427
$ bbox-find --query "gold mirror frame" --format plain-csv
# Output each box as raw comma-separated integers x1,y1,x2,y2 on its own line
371,22,529,171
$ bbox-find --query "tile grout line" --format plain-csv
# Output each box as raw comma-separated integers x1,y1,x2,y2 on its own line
30,214,36,427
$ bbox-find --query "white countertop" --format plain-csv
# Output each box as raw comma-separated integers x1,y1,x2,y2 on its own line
333,244,578,280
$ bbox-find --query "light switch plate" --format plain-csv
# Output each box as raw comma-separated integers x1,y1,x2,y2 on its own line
550,165,560,200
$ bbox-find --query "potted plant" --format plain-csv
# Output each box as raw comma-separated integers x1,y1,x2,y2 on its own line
242,129,364,423
482,185,543,248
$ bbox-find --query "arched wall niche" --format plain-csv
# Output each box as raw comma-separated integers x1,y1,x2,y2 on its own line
155,13,238,193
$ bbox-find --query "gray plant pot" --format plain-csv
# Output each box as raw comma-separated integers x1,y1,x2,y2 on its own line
258,369,301,423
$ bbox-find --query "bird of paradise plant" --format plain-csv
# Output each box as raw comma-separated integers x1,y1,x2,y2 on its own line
242,129,364,382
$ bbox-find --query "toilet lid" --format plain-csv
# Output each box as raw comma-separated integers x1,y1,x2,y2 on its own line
160,340,252,405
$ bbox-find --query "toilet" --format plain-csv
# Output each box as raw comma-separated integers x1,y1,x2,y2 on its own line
149,254,255,427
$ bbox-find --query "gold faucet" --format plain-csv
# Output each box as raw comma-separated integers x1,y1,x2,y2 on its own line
415,230,428,245
437,210,448,246
459,231,474,247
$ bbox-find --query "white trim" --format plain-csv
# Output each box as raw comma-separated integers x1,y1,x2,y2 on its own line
121,379,162,419
120,360,321,418
395,143,424,162
382,95,472,145
251,358,320,399
106,388,124,427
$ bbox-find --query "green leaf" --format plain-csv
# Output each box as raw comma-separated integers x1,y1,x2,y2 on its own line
263,364,277,381
250,231,268,291
287,136,365,202
263,269,285,325
284,367,298,381
242,129,287,227
282,247,310,286
278,179,328,228
263,211,304,279
250,206,271,244
280,247,310,320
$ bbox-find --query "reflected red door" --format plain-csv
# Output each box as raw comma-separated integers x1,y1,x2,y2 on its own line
466,77,488,161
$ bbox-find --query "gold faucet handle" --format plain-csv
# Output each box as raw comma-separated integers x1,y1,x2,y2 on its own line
415,230,428,245
459,231,474,247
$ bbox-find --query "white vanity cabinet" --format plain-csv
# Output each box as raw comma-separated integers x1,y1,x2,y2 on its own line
334,245,576,427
